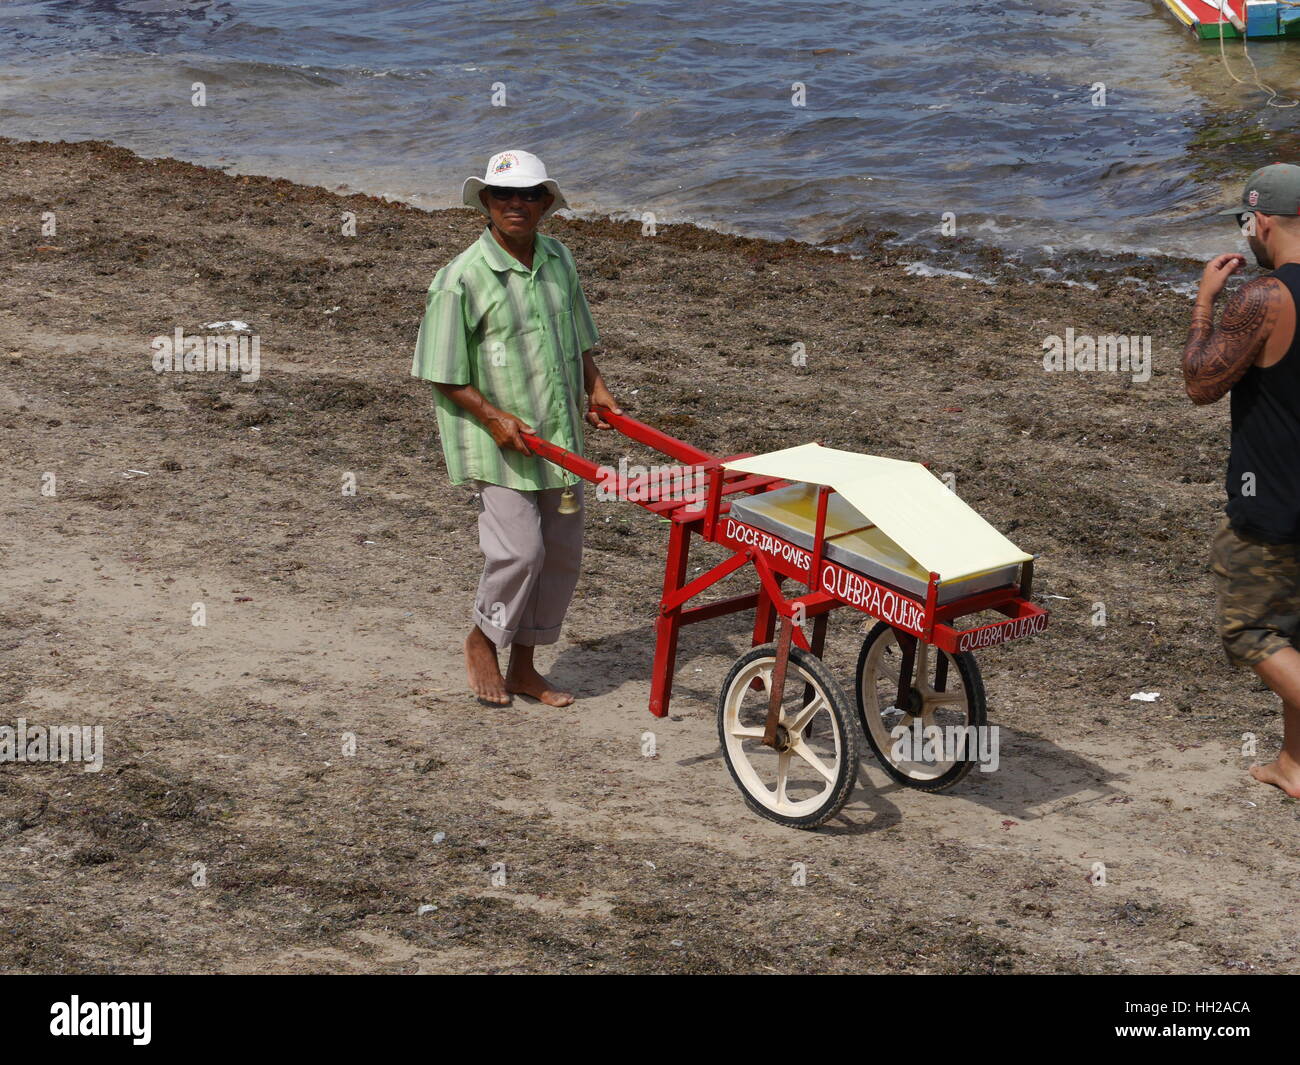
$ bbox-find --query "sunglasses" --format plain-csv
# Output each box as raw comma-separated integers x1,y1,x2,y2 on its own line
487,185,548,203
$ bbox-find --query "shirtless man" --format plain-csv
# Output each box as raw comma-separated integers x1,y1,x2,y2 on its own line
1183,162,1300,797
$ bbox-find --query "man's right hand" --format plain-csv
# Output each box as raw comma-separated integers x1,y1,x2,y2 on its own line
485,411,534,454
430,383,533,454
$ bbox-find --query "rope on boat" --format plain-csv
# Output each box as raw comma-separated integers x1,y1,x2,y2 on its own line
1214,3,1297,109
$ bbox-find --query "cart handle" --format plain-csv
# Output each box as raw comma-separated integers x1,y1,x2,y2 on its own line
519,405,717,480
587,405,714,466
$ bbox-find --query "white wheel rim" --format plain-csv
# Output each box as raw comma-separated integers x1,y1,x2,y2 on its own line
861,630,972,781
722,657,844,818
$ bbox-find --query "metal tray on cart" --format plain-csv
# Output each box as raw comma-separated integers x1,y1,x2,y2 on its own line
727,482,1021,605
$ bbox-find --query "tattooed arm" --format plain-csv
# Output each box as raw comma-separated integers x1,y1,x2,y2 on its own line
1183,261,1284,405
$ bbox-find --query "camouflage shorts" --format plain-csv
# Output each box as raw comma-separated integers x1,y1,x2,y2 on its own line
1211,519,1300,669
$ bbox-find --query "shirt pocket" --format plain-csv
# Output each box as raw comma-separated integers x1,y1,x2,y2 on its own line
537,272,574,320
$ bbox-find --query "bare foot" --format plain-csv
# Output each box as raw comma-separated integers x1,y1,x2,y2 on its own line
465,627,510,705
505,662,574,707
1249,753,1300,798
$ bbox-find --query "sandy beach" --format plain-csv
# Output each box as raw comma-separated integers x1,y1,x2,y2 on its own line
1,136,1297,974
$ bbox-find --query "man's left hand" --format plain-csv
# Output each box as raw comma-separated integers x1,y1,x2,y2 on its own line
586,384,623,430
1196,253,1247,305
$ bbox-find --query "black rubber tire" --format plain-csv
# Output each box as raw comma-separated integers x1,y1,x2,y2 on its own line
718,643,860,829
854,622,987,792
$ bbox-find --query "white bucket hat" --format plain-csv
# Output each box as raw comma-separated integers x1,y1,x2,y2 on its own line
462,149,567,220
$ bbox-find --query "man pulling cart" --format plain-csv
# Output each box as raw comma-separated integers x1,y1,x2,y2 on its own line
415,149,1048,829
411,149,621,709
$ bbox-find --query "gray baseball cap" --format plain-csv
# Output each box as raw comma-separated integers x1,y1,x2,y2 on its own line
1219,162,1300,217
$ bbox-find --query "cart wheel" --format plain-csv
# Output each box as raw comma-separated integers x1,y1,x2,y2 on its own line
855,622,987,792
718,643,860,829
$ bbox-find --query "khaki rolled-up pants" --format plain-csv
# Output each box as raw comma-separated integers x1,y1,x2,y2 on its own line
473,482,583,649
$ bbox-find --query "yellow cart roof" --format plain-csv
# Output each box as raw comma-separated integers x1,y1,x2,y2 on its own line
723,443,1032,583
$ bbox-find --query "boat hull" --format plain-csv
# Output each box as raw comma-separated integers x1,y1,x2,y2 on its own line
1160,0,1300,39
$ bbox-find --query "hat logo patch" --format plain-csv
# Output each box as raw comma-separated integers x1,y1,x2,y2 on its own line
492,153,517,174
1248,189,1259,207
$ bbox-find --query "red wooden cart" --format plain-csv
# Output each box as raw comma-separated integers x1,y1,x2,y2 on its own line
522,409,1048,829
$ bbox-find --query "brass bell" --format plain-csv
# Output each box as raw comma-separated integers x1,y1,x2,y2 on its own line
557,484,580,515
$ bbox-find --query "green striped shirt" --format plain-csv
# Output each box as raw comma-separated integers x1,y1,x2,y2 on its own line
411,227,599,491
